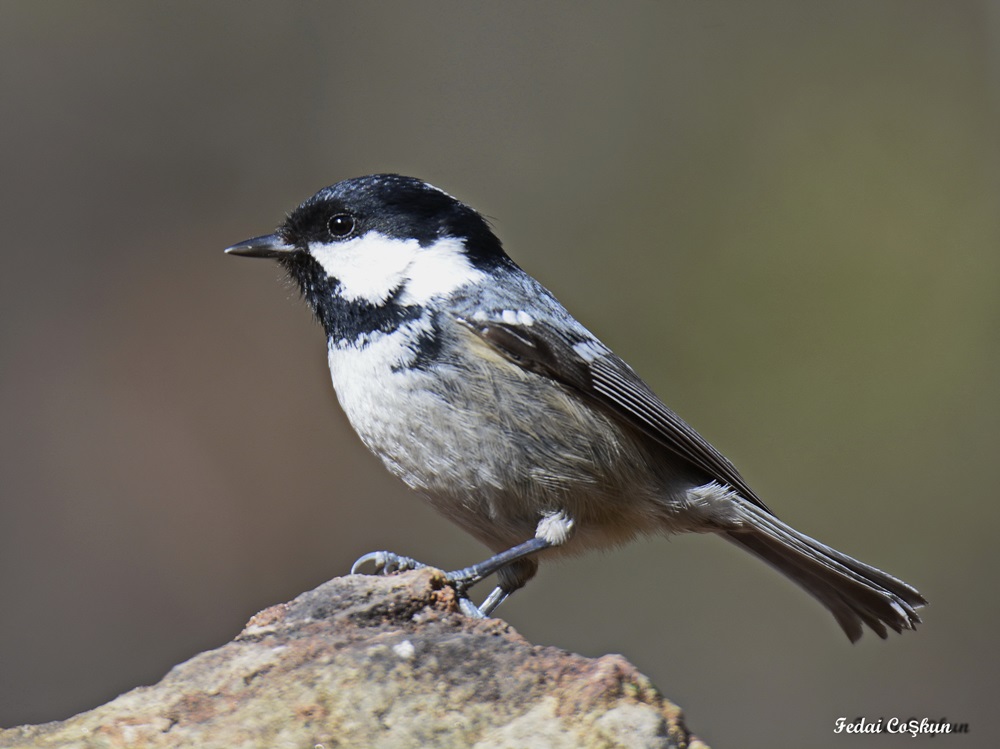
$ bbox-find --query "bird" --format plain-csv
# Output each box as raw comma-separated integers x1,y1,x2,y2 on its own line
225,173,926,641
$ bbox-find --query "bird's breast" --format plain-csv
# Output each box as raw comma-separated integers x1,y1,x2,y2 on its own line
324,323,684,549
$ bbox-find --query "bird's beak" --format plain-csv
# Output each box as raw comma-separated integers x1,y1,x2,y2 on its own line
224,233,297,258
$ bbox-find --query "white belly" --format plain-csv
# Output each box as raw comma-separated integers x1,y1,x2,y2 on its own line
325,324,691,551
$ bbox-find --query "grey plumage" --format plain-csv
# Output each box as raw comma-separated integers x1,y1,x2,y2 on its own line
226,173,926,641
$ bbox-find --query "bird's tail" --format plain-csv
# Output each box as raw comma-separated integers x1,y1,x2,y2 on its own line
725,504,926,642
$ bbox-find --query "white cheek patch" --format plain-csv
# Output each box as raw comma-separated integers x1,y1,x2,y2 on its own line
399,236,485,304
310,233,421,304
310,233,484,306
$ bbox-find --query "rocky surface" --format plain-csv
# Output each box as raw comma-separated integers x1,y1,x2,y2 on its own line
0,569,707,748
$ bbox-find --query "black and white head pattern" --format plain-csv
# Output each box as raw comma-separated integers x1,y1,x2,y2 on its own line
275,174,512,346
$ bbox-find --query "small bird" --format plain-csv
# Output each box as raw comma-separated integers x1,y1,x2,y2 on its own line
226,174,925,641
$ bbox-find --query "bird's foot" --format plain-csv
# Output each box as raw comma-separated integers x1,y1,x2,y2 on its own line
350,550,427,575
351,549,489,616
350,533,556,618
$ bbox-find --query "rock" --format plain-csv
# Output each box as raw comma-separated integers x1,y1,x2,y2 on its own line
0,569,707,748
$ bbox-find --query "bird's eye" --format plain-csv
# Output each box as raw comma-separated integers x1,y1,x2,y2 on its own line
327,213,356,239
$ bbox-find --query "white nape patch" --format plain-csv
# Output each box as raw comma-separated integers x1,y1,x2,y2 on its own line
311,232,419,303
399,237,485,304
572,339,606,363
535,510,574,547
392,639,416,659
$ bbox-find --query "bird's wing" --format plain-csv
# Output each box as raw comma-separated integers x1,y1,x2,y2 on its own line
455,315,771,514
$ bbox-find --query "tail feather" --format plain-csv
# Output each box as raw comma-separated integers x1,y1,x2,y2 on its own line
725,505,926,642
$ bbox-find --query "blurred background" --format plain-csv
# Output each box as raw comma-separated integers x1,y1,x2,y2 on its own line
1,2,996,747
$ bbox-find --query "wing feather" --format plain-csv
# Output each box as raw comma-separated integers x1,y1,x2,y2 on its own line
456,315,770,513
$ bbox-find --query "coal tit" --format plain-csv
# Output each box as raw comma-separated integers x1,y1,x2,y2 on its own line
226,174,925,640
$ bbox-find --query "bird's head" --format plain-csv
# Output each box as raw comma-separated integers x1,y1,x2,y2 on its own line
226,174,511,339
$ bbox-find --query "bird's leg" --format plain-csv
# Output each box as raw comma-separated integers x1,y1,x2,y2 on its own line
350,511,575,617
474,556,540,616
443,536,550,617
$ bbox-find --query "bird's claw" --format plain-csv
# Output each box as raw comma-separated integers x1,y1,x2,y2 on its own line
350,537,552,616
350,550,497,618
350,550,426,575
456,596,487,618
